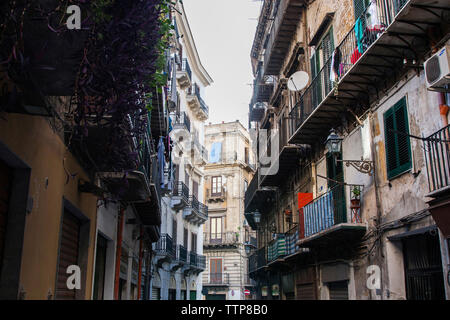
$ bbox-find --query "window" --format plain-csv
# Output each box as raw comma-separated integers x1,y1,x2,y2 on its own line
310,27,334,106
211,176,222,196
210,259,222,284
353,0,370,21
191,232,197,252
210,217,222,243
244,180,248,193
384,97,412,180
172,218,177,245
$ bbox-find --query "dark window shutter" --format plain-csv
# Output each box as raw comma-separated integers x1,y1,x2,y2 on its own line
353,0,369,20
384,97,412,179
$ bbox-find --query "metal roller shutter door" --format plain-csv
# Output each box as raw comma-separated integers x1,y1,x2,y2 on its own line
56,212,80,300
328,281,349,300
296,283,315,300
0,160,12,274
151,287,160,300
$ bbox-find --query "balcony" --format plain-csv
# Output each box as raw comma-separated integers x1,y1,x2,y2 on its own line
258,128,310,188
203,232,240,248
170,181,189,210
173,112,191,133
289,0,449,145
425,125,450,197
244,171,277,226
170,244,188,271
176,58,192,89
154,234,175,267
296,184,366,248
263,0,305,76
424,125,450,238
188,252,206,271
186,83,209,120
203,273,230,287
206,187,226,203
252,65,275,105
183,195,208,225
132,146,162,227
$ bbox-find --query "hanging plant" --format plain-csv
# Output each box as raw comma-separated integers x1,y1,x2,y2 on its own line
1,0,175,198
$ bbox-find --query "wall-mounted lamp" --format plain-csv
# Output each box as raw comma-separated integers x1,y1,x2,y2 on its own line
325,129,374,176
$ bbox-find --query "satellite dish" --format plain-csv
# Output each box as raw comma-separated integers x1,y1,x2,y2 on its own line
287,71,309,91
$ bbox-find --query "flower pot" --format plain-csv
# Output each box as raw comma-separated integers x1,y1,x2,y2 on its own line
350,199,361,209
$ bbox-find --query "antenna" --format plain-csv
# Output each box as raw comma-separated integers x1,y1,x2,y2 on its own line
287,71,309,92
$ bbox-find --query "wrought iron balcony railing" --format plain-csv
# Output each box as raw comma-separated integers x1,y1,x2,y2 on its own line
206,273,230,285
173,181,189,202
424,124,450,195
155,234,175,258
179,58,192,81
198,254,206,270
204,232,240,246
187,83,209,119
176,244,187,263
173,111,191,133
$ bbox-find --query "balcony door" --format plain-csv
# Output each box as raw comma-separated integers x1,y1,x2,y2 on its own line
210,259,222,284
211,176,222,197
210,217,222,244
326,152,346,224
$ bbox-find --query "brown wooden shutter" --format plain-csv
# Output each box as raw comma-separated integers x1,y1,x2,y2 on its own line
0,160,12,273
56,211,80,300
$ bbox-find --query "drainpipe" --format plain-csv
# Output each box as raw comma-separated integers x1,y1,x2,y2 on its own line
114,206,125,300
137,226,144,300
438,93,449,126
369,111,384,300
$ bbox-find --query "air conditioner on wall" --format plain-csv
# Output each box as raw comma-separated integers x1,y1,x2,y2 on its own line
424,45,450,92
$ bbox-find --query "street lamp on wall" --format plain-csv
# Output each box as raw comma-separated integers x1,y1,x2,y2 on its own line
325,129,375,176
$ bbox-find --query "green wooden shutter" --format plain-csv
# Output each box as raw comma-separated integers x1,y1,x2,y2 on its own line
321,28,335,94
384,97,412,179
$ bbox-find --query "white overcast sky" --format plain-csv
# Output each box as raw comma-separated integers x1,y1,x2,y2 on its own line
182,0,262,128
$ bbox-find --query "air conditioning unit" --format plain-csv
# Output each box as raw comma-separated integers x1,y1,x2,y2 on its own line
424,45,450,91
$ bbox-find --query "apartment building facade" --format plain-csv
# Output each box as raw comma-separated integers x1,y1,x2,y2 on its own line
246,0,450,300
0,1,167,300
149,1,213,300
202,121,256,300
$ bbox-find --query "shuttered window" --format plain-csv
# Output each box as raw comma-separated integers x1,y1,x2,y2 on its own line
384,97,412,179
56,211,80,300
353,0,370,20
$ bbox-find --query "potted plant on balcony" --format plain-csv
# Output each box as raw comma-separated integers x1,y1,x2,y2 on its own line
350,186,361,209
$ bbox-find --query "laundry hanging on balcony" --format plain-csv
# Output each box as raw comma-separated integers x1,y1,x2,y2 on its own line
330,48,342,83
355,17,364,54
